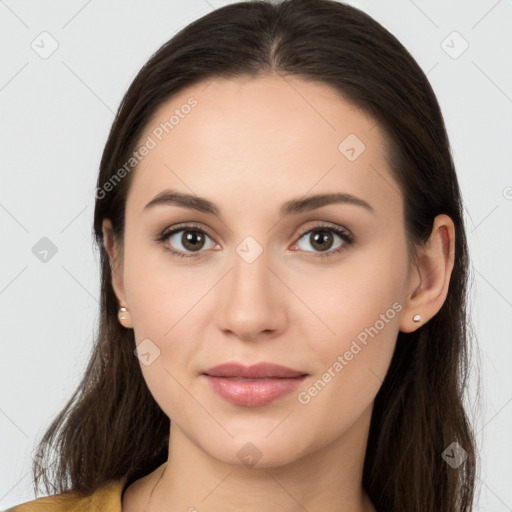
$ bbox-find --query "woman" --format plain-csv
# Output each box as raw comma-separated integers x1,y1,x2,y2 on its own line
6,0,478,510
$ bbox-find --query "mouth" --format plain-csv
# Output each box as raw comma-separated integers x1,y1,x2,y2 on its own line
202,362,308,379
201,362,308,407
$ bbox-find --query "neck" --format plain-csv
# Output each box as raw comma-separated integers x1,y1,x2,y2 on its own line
148,405,376,512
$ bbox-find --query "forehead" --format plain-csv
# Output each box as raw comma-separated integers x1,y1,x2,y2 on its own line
126,75,401,219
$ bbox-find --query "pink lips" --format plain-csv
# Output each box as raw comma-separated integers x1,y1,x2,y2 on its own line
201,362,308,407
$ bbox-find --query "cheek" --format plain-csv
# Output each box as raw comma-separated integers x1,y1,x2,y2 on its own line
121,242,209,397
294,245,407,389
122,235,202,334
294,277,402,438
299,262,404,348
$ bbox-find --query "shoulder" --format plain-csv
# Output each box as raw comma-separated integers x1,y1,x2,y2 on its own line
4,479,126,512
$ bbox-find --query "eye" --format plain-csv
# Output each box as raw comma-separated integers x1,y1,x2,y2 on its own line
156,222,354,260
291,224,354,259
156,223,218,259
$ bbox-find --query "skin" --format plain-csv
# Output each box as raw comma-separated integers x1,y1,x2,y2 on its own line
102,74,455,512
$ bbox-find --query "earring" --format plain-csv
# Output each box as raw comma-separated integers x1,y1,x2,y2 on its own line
118,306,133,328
412,314,421,323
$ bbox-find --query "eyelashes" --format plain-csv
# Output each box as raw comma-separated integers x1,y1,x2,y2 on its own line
291,224,354,259
155,222,355,260
157,222,217,259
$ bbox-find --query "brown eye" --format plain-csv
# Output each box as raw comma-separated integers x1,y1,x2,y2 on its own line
158,225,217,258
180,230,207,251
292,224,354,259
308,230,335,251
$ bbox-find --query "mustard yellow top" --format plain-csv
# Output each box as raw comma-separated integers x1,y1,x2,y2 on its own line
4,478,127,512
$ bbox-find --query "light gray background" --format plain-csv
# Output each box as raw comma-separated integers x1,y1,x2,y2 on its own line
1,0,511,510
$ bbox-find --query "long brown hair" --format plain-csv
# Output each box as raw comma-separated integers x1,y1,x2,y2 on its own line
31,1,480,510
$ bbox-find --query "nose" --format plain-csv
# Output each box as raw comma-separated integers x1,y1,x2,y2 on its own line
215,247,287,342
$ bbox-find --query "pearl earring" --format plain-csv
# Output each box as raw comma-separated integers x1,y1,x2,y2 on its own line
118,307,134,328
413,314,421,323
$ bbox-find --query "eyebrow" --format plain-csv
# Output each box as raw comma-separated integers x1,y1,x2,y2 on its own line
142,189,375,217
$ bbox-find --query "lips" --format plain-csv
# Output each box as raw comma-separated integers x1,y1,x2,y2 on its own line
202,362,307,379
201,362,308,407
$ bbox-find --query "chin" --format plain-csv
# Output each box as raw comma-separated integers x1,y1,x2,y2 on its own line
201,435,310,469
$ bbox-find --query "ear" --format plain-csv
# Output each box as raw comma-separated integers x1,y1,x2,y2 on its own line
399,214,456,333
102,218,127,307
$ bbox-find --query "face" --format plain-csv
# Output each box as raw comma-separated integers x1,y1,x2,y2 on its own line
107,75,413,467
